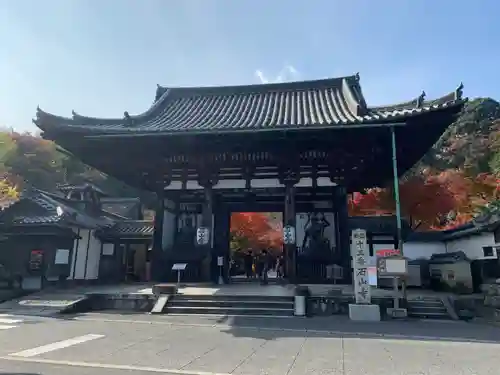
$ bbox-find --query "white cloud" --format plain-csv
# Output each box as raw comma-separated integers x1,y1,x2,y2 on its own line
254,64,299,84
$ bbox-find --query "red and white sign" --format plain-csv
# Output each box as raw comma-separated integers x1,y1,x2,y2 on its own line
376,248,401,257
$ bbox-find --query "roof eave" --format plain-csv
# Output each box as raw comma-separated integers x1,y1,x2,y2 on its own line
77,121,409,139
38,99,465,140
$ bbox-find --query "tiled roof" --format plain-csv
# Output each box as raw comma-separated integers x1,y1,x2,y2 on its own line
33,74,466,136
101,197,141,219
58,183,107,196
4,189,114,228
96,220,153,239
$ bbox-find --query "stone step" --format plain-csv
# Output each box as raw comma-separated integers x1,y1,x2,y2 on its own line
409,311,450,319
408,300,444,307
408,305,447,311
174,294,293,302
165,305,294,316
172,299,293,309
407,299,451,319
165,293,295,317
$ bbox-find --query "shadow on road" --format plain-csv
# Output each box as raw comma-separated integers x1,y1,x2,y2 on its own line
31,308,500,346
215,315,500,344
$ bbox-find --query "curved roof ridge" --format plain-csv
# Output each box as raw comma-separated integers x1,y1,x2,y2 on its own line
157,74,360,97
33,88,174,129
341,74,367,116
369,97,420,112
367,83,465,113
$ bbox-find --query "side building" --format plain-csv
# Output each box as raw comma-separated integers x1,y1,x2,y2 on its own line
0,184,152,291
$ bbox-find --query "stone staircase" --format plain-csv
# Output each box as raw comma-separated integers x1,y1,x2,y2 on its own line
407,298,452,319
163,294,295,317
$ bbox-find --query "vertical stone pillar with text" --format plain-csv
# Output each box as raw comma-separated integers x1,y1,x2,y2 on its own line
351,229,371,304
348,228,381,321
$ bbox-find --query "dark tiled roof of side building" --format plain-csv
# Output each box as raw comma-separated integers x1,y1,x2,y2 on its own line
100,197,142,219
1,188,114,229
95,220,154,240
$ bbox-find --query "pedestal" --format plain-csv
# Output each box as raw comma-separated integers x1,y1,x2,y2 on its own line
348,304,381,321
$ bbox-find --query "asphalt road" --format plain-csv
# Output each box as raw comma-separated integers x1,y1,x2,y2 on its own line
0,312,498,375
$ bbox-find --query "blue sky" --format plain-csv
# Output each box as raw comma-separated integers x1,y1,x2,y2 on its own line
0,0,498,133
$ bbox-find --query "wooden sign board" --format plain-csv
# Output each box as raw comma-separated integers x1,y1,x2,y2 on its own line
377,256,408,277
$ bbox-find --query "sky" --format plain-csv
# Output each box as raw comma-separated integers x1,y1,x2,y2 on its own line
0,0,498,133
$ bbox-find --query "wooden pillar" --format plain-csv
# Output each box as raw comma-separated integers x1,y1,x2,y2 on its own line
335,186,351,284
199,179,215,282
150,191,165,282
284,183,296,281
281,169,299,282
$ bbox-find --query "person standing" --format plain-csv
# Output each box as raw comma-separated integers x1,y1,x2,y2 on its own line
244,251,253,279
260,250,271,285
276,255,284,279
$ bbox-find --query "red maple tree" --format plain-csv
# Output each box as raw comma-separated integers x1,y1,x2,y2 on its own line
349,169,500,230
349,174,455,230
230,212,282,254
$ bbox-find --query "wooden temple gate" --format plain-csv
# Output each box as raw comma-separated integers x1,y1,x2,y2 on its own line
32,74,466,285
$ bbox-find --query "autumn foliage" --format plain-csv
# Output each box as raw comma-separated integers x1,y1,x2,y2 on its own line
230,213,283,255
349,170,500,230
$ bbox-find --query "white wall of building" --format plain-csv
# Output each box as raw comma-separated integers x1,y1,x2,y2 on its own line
446,232,495,260
403,242,447,260
85,231,101,279
368,232,497,261
68,228,102,280
369,236,447,262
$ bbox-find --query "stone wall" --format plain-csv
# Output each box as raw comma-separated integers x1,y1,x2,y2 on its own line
453,282,500,321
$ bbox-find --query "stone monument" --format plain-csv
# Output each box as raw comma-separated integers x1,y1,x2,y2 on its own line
348,228,381,321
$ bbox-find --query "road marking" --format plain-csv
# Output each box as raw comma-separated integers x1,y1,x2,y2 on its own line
0,356,231,375
9,334,105,358
0,316,23,324
0,325,18,330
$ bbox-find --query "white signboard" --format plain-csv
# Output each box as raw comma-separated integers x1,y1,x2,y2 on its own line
54,249,70,265
351,229,371,304
385,258,408,274
172,263,187,271
217,256,224,266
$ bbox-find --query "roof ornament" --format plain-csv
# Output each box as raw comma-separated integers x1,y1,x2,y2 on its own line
416,91,426,108
454,82,464,100
155,84,169,102
71,110,79,119
123,111,134,126
354,72,360,82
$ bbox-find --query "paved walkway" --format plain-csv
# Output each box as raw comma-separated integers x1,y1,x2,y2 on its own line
0,312,498,374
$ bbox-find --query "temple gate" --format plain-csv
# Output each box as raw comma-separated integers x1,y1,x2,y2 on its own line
32,74,466,284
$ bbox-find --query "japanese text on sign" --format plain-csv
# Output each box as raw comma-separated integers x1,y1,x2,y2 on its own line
350,229,371,304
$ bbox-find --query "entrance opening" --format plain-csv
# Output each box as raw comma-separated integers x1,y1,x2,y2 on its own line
229,212,283,283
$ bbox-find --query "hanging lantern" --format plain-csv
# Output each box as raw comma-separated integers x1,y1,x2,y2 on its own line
196,227,210,246
283,225,296,245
